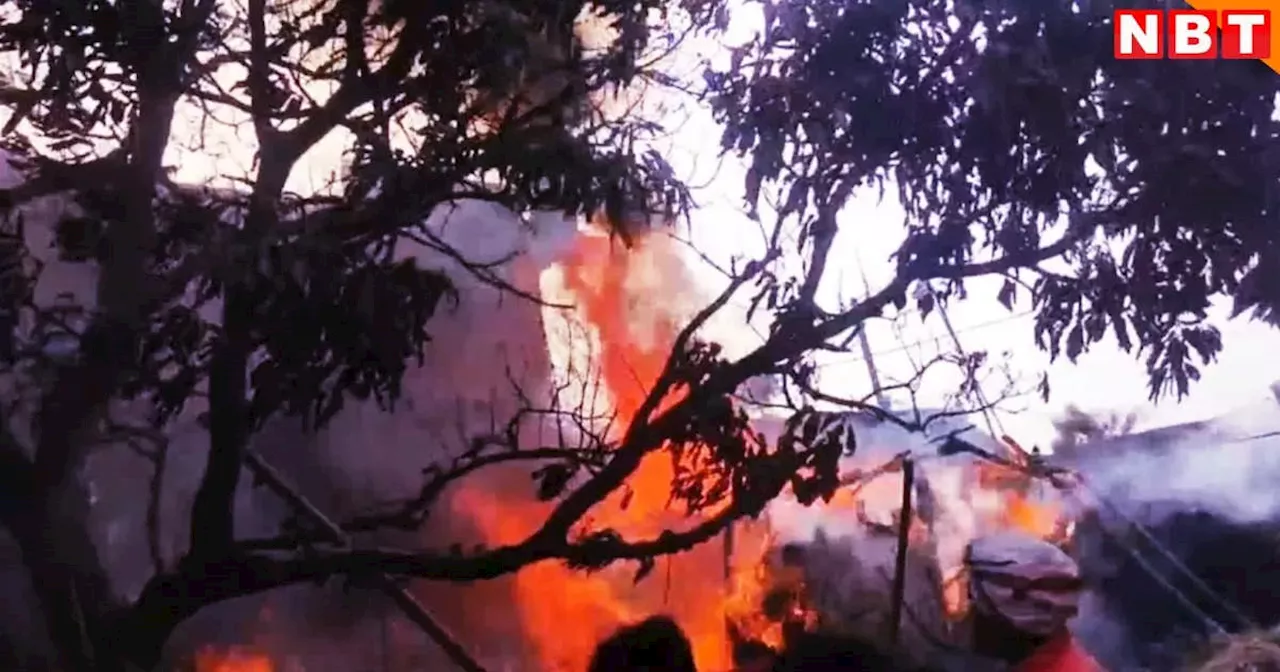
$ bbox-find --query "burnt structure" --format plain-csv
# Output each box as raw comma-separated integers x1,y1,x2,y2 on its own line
1073,503,1280,670
1053,411,1280,671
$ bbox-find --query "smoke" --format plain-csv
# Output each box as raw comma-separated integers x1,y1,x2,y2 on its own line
1057,397,1280,670
758,415,1015,575
1065,399,1280,524
225,204,586,670
771,532,955,669
752,416,1032,668
6,196,587,670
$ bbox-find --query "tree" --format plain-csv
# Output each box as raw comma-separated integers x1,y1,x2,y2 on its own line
0,0,701,668
1049,404,1139,459
0,0,1275,670
704,0,1280,403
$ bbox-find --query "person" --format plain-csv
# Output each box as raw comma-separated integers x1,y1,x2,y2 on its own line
587,615,698,672
964,531,1104,672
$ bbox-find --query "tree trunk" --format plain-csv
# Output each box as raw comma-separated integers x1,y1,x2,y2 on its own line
0,449,123,672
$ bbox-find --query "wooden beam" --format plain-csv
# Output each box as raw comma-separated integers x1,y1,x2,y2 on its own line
887,459,915,649
242,451,489,672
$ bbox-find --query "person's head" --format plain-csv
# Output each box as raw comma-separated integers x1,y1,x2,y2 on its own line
587,615,697,672
732,639,777,672
964,531,1084,661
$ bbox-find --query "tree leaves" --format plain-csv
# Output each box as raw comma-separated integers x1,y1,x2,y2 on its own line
709,0,1280,400
244,241,456,431
1142,324,1222,401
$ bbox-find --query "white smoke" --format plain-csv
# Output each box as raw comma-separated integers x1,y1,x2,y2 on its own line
1067,396,1280,524
757,415,1013,565
1055,394,1280,670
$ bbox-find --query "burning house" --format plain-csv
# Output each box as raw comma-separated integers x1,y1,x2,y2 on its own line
0,148,1084,671
0,149,837,671
725,412,1076,670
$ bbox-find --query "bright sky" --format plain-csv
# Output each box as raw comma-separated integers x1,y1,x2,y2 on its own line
134,2,1280,452
662,4,1280,450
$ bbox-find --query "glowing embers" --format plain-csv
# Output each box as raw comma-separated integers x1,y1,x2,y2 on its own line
193,646,274,672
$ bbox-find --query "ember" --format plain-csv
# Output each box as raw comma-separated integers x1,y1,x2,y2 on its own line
723,535,817,650
193,646,274,672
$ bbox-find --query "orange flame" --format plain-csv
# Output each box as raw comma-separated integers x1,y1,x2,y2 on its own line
193,646,274,672
722,530,817,650
983,437,1068,541
184,226,1080,671
454,229,738,672
452,225,1077,669
935,438,1073,618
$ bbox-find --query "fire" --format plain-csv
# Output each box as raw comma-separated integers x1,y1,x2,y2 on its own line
977,465,1064,540
453,222,1079,670
935,438,1074,618
721,528,818,650
455,228,738,672
978,437,1070,541
1005,495,1062,538
193,646,274,672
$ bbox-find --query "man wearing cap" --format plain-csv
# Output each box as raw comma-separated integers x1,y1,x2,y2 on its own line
963,531,1104,672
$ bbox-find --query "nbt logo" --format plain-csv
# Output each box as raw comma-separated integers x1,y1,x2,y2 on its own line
1113,8,1272,61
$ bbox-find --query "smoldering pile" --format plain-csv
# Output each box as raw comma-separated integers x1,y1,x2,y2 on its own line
1073,501,1280,670
1058,407,1280,671
723,535,958,672
716,418,1057,671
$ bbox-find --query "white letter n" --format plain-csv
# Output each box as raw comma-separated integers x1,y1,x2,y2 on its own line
1119,14,1160,55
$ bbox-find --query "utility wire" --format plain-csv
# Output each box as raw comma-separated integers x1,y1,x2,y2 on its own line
928,287,1007,439
929,363,1263,638
1080,487,1255,632
1086,512,1230,636
878,284,1270,639
812,310,1035,371
1063,427,1280,632
1061,429,1280,635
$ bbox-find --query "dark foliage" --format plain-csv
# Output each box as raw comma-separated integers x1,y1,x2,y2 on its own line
0,0,1275,668
705,0,1280,401
0,0,715,668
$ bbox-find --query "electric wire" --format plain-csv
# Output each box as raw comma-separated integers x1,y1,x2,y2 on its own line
934,306,1261,638
1061,427,1280,632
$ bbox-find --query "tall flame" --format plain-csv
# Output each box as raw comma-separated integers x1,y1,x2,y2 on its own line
452,227,1075,669
187,227,1078,671
455,229,737,672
